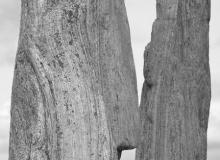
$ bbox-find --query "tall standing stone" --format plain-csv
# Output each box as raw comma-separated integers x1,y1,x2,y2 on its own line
136,0,211,160
9,0,139,160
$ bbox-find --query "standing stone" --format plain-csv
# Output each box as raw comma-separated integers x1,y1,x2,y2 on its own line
9,0,139,160
136,0,211,160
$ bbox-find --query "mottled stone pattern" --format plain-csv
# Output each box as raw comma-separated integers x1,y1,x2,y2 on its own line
136,0,211,160
9,0,139,160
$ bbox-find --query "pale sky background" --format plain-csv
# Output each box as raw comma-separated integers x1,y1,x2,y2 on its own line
0,0,219,160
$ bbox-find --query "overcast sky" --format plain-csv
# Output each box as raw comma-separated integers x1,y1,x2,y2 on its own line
0,0,219,160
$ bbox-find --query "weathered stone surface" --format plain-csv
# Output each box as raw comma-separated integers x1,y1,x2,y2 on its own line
9,1,139,160
136,0,211,160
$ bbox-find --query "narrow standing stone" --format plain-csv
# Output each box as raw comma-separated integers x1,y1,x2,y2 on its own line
136,0,211,160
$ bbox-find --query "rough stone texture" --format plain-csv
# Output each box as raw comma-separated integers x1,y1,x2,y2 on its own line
9,0,140,160
136,0,211,160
